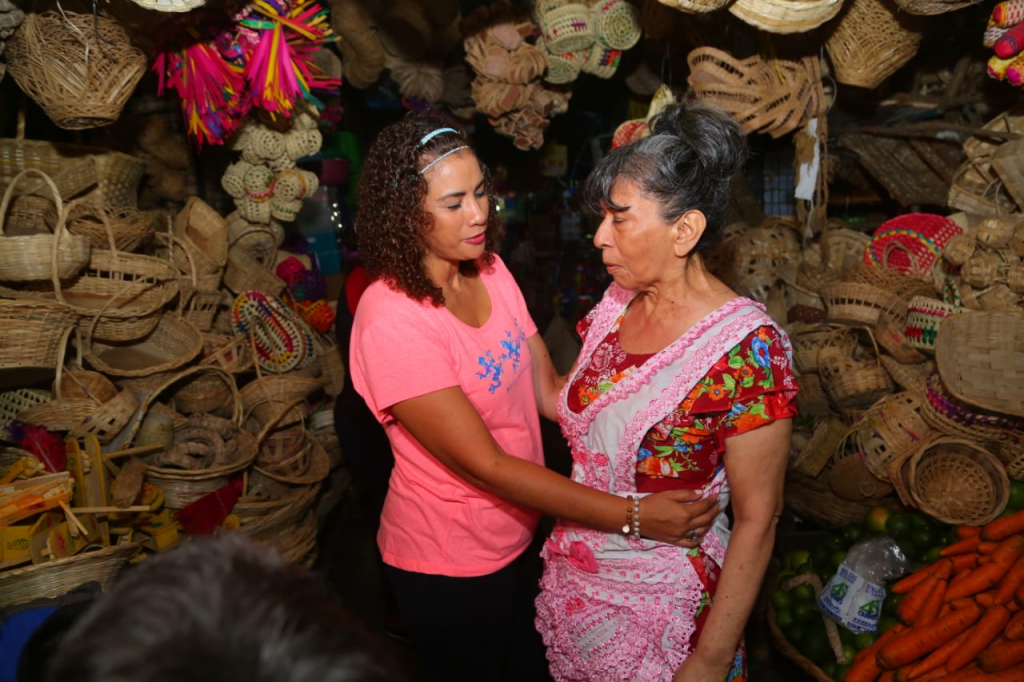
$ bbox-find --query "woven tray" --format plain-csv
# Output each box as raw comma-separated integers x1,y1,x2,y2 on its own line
907,436,1009,526
935,311,1024,419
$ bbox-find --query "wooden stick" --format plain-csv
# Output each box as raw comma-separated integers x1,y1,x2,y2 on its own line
59,500,90,537
105,444,164,460
71,505,152,514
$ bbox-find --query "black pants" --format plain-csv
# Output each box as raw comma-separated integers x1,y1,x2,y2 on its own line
385,545,553,682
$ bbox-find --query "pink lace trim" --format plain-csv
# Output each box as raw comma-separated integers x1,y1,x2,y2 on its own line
557,296,760,443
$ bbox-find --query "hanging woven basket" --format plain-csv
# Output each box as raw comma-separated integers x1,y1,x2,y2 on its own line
824,0,924,90
5,11,146,130
729,0,844,34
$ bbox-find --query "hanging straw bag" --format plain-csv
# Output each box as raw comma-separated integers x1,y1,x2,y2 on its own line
0,170,90,281
729,0,844,34
935,310,1024,419
5,11,146,130
824,0,924,90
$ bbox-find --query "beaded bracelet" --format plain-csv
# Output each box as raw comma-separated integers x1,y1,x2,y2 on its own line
622,495,640,539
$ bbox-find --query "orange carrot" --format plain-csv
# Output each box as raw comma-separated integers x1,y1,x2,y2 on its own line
901,574,941,625
913,668,948,680
848,625,906,682
942,536,983,557
1006,609,1024,640
978,591,1000,608
991,536,1024,568
915,579,948,627
952,598,980,610
979,639,1024,673
939,603,954,618
947,563,1015,602
958,525,983,539
895,566,942,595
980,542,1001,555
907,629,972,679
983,511,1024,542
878,603,983,670
952,553,981,572
946,604,1013,671
879,672,895,682
996,554,1024,605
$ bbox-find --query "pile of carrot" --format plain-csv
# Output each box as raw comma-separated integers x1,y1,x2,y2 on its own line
847,509,1024,682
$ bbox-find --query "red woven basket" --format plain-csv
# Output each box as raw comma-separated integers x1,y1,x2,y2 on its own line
864,213,963,278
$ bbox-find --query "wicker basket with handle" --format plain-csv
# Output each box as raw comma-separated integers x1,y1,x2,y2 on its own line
824,0,923,90
0,169,91,282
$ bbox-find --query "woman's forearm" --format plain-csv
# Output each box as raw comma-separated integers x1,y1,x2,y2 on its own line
687,516,779,675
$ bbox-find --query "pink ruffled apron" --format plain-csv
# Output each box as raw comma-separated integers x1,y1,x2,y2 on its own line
535,287,791,681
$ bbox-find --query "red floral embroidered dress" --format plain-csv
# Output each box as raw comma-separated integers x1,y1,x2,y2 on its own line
535,291,797,682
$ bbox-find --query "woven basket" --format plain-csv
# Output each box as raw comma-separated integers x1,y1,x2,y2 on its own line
231,292,315,374
943,233,976,266
864,213,962,278
857,392,931,481
820,281,906,327
0,169,91,282
875,310,927,364
820,347,894,410
729,0,844,34
536,3,596,53
791,416,847,477
824,0,923,90
905,281,961,353
0,542,139,610
881,355,933,398
5,11,146,130
0,388,51,431
948,157,1018,216
657,0,732,11
795,371,832,417
239,373,325,430
224,248,286,297
255,427,330,487
789,323,856,374
934,311,1024,419
172,198,228,276
60,203,153,253
907,436,1009,525
0,301,78,373
83,311,203,379
200,333,254,374
975,217,1017,249
592,0,641,50
920,370,1017,445
893,0,982,13
784,468,895,528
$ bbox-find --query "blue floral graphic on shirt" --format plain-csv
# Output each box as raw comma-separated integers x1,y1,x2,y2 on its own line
476,319,527,394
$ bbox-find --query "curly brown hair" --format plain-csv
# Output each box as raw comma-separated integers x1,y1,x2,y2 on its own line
356,111,503,306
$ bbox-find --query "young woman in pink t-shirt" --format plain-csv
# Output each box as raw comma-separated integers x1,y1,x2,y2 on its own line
349,112,716,682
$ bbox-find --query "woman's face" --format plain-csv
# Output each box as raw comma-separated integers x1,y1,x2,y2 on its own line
593,179,679,291
420,149,489,266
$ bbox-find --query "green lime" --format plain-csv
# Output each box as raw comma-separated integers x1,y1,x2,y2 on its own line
793,600,820,625
771,589,794,612
865,506,893,533
853,631,878,651
812,546,832,570
843,522,865,546
910,527,938,551
839,627,855,646
788,623,807,647
879,615,899,633
883,593,904,617
785,549,812,571
792,583,816,603
802,627,833,666
842,643,857,665
775,608,794,629
825,535,847,552
885,513,912,538
1010,480,1024,511
796,561,816,576
831,549,848,570
835,664,851,681
776,568,797,587
909,512,933,529
821,661,838,678
923,546,943,563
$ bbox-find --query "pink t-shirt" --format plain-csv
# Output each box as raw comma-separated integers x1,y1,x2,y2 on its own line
350,255,542,577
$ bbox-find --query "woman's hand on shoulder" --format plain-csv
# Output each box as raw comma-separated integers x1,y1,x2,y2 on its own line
638,489,719,547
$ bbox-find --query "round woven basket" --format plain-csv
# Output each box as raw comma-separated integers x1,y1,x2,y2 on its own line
0,169,91,282
536,3,596,54
83,311,203,379
892,0,982,13
0,301,78,373
864,213,962,279
789,323,855,374
821,281,906,327
857,392,931,481
784,468,897,528
172,198,228,276
0,542,139,610
5,11,146,130
907,436,1009,526
824,0,923,90
729,0,844,34
62,203,153,253
592,0,642,50
935,310,1024,419
820,343,894,410
920,370,1017,445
